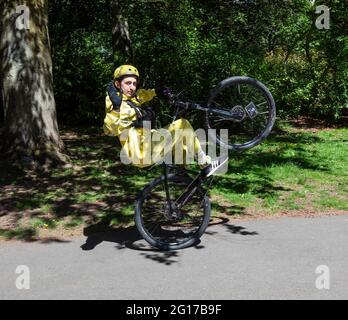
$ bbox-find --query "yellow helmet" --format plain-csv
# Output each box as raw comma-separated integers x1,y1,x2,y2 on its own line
113,65,139,80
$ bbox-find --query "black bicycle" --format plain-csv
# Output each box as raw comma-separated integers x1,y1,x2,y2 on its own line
135,76,276,250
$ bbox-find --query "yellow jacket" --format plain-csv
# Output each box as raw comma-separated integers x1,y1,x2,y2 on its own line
103,88,156,137
103,87,205,168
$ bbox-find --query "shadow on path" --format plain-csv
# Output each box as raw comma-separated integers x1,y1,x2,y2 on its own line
80,216,259,265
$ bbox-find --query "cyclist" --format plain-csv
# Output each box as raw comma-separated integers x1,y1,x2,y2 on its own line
103,64,227,177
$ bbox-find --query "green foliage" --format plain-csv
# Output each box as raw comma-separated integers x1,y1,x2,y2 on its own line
49,0,113,125
48,0,348,124
52,30,113,124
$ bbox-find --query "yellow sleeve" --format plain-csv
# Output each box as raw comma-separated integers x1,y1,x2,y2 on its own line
105,94,113,113
136,89,156,105
117,101,137,134
104,97,138,136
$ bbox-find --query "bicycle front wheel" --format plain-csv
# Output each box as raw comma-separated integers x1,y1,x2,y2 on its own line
205,76,276,151
135,173,211,250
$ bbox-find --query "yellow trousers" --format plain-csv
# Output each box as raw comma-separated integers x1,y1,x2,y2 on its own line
118,119,206,168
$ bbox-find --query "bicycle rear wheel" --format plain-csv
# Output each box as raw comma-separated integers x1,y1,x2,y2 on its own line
135,173,211,250
205,76,276,151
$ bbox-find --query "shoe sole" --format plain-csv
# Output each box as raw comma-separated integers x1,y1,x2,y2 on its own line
206,157,228,177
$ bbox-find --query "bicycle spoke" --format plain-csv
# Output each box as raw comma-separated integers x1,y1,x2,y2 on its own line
207,77,275,150
256,101,268,107
138,175,209,248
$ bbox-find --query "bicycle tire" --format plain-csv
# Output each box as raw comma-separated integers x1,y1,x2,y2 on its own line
205,76,276,151
135,173,211,250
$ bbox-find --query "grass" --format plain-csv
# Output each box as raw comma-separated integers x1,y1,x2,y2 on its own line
211,125,348,216
0,122,347,241
0,228,37,241
64,216,85,228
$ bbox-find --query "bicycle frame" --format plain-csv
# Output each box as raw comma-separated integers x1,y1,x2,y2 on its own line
161,99,224,213
136,77,275,250
172,100,258,123
161,162,211,212
160,91,262,214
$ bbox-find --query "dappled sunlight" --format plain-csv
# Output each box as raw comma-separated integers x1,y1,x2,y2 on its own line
1,125,348,244
0,127,160,242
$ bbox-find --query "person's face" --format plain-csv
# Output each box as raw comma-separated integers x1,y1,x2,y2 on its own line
116,76,138,98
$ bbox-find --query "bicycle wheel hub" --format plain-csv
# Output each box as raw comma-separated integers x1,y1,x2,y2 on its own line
163,201,182,220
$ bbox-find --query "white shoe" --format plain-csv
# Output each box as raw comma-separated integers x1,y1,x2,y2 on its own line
201,156,228,177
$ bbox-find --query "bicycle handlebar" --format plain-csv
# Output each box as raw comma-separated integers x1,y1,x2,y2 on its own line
169,97,207,113
171,99,190,109
167,92,204,111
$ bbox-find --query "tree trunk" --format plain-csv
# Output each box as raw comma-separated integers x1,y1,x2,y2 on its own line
110,0,133,59
0,0,69,166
